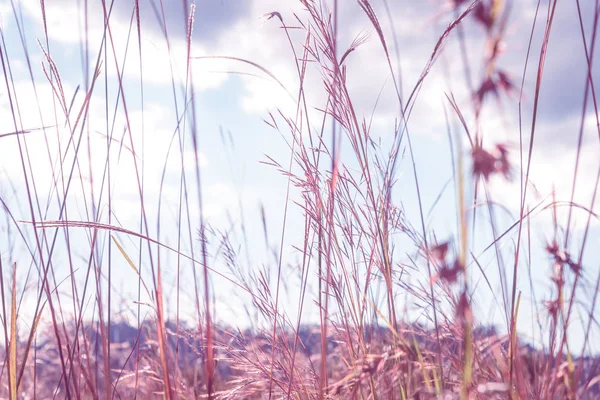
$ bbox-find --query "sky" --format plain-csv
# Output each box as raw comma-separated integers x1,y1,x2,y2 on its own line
0,0,599,354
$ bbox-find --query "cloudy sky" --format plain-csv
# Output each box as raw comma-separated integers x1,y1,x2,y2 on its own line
0,0,599,352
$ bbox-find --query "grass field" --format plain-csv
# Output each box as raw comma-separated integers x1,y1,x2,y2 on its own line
0,0,599,398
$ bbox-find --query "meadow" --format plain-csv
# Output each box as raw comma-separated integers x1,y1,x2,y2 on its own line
0,0,599,398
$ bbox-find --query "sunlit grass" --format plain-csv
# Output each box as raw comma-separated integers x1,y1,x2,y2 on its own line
0,0,599,399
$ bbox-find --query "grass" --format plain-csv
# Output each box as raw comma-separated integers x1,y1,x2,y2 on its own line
0,0,599,398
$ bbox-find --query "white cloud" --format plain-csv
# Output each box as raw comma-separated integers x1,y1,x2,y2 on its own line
16,0,230,89
0,78,219,220
479,110,600,235
0,1,12,28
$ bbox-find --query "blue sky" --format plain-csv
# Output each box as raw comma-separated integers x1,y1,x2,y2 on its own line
1,0,599,354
